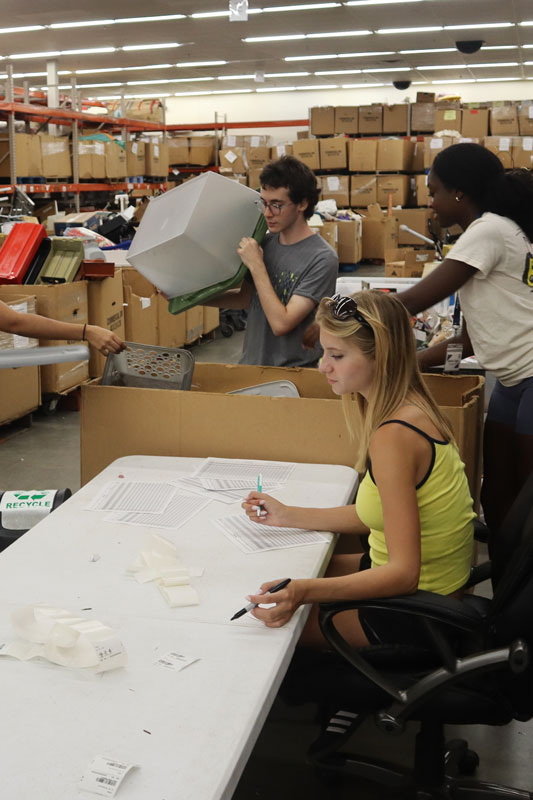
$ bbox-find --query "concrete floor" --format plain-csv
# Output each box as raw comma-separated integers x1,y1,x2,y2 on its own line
0,265,531,797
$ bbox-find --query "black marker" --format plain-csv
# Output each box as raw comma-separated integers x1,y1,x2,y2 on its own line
230,578,291,621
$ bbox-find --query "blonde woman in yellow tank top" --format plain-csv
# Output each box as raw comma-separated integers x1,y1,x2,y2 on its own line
242,290,475,648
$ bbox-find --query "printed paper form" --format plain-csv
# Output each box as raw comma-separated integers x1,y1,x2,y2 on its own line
87,481,176,514
193,457,295,491
105,493,210,530
216,515,329,554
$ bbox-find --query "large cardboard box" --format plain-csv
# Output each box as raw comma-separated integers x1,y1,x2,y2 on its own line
411,141,425,172
78,141,106,180
145,141,169,177
40,135,71,179
270,143,293,160
0,294,38,350
245,146,271,169
168,137,189,165
423,135,456,169
203,306,220,335
511,137,533,170
412,173,430,207
0,133,42,178
350,174,377,208
126,140,146,175
377,174,410,207
393,208,437,246
188,136,216,166
292,138,320,171
219,147,247,173
310,222,338,254
105,141,127,180
320,175,349,207
0,282,89,394
361,204,399,259
319,137,347,170
434,103,461,133
185,305,203,344
335,106,358,134
158,295,186,348
122,269,158,345
383,104,409,134
411,102,435,133
87,271,125,378
376,138,415,171
310,106,335,136
385,247,436,278
490,104,519,136
461,108,489,139
348,138,377,172
247,167,263,190
0,366,40,426
482,136,513,169
518,103,533,136
337,219,362,264
359,105,383,134
80,366,484,507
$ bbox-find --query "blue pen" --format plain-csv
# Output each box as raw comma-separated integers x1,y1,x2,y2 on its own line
256,473,262,517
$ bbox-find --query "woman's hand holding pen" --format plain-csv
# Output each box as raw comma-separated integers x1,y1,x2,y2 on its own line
242,492,292,527
248,578,307,628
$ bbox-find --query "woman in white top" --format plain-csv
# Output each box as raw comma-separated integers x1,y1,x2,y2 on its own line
400,142,533,532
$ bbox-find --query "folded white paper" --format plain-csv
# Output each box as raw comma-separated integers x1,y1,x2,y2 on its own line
126,532,201,608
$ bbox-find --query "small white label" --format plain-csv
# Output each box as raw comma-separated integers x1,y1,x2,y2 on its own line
154,144,159,158
529,106,533,120
250,136,260,147
430,138,443,149
224,150,237,164
444,343,463,373
131,142,138,155
499,137,511,152
94,638,125,664
226,135,236,146
79,756,137,797
277,144,286,156
414,327,427,342
140,297,151,310
155,651,200,672
523,137,533,152
459,138,473,143
327,176,340,191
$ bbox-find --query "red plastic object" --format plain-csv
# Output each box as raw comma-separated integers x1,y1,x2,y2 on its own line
0,223,47,284
76,260,115,280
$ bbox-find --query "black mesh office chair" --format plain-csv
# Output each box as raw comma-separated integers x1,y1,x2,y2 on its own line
298,473,533,799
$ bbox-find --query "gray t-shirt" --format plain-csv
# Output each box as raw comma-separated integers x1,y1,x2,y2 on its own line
240,231,338,367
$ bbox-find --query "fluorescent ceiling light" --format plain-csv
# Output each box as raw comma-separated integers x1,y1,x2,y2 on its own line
8,70,72,78
265,3,342,9
176,61,227,67
315,69,362,74
76,82,124,88
342,82,386,87
125,92,171,98
338,50,395,57
257,86,298,92
76,64,173,75
284,50,394,60
244,34,306,42
444,23,514,30
378,26,442,33
476,77,518,81
285,54,338,60
174,91,214,96
50,19,115,29
95,95,122,100
122,43,181,51
0,25,45,34
364,66,411,72
191,9,262,17
345,0,423,4
170,77,215,83
115,14,186,22
218,71,309,79
307,30,372,38
10,47,116,59
432,78,476,84
484,45,518,49
126,80,172,85
524,45,533,49
520,21,533,26
401,47,455,54
295,83,339,89
212,89,254,94
418,62,519,69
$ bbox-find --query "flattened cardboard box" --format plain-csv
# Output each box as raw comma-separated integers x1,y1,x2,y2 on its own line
80,366,484,509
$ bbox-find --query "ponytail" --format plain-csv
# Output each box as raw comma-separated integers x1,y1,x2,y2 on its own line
486,169,533,242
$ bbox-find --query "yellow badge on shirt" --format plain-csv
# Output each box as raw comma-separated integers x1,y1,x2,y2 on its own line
523,253,533,289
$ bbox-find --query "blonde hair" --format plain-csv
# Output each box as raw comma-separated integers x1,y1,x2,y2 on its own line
316,290,455,472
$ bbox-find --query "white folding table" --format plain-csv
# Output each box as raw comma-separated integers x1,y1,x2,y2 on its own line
0,455,357,800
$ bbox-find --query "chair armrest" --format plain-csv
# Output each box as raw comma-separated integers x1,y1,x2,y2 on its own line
465,560,492,589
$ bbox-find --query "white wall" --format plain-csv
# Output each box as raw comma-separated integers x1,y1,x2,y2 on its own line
165,80,533,144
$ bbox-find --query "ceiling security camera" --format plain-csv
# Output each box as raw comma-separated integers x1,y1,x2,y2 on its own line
456,40,484,54
393,80,411,90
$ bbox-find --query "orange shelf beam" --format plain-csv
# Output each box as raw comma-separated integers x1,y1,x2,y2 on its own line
0,182,168,194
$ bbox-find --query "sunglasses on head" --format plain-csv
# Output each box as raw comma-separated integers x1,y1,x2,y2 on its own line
329,294,372,330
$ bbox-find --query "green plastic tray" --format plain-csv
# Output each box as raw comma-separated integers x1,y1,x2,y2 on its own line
36,238,85,285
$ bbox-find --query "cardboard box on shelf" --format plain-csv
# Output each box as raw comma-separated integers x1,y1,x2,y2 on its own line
188,136,216,166
482,136,514,169
350,174,377,207
310,106,335,136
385,247,436,278
223,134,271,148
245,146,271,169
310,221,338,253
393,208,437,246
412,173,430,207
122,269,158,345
158,295,186,348
0,294,38,350
78,141,106,179
40,135,71,179
0,282,89,395
318,137,347,170
334,106,358,134
348,138,377,172
80,366,484,507
434,103,461,133
247,167,263,190
518,103,533,136
461,107,489,139
203,306,220,335
292,138,320,170
377,174,410,207
490,104,519,136
361,204,399,259
423,135,456,169
220,147,248,173
0,366,40,426
417,92,435,103
320,175,349,207
270,143,293,159
105,140,127,180
376,138,415,172
145,141,169,177
0,133,42,178
411,102,435,133
126,140,146,175
511,137,533,169
185,305,204,344
411,140,425,172
337,218,362,264
87,271,124,378
358,105,383,134
220,172,247,185
383,104,409,134
167,137,189,165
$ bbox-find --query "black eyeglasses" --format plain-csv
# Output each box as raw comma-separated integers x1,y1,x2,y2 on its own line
329,294,372,330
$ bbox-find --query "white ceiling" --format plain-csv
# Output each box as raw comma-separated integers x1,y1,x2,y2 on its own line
2,1,533,100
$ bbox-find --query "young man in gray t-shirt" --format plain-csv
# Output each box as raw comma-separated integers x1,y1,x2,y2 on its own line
205,156,338,367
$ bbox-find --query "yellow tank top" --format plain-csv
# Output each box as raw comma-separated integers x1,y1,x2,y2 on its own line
355,420,475,595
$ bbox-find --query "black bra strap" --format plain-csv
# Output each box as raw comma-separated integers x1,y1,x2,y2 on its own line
378,419,447,445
